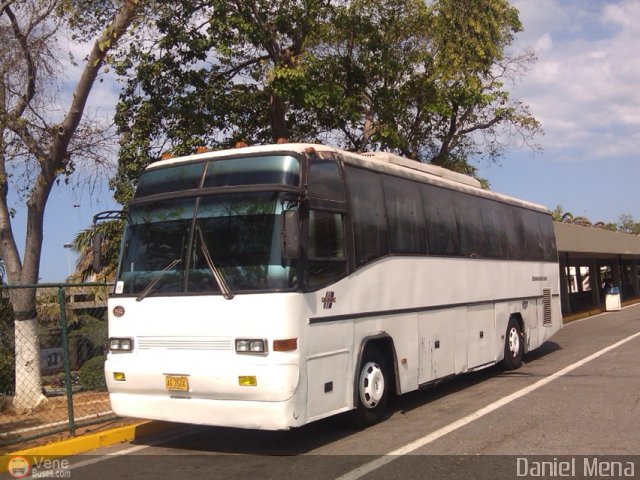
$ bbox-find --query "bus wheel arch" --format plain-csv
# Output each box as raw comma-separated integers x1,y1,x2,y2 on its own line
500,315,525,370
349,335,397,428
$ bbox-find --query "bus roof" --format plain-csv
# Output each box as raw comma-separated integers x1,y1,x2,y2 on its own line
147,143,550,214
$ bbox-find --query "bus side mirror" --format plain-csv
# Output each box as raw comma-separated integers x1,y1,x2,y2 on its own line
92,232,103,273
281,210,300,260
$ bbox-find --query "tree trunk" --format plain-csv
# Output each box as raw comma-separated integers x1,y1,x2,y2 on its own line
270,93,289,142
0,0,141,412
357,113,374,153
12,292,46,412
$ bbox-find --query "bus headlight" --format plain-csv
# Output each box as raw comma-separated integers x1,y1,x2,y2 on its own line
109,337,134,353
235,338,268,355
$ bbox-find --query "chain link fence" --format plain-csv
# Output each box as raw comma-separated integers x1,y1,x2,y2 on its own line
0,283,115,448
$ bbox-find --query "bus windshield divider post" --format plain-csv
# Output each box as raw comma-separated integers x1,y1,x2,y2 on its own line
196,226,234,300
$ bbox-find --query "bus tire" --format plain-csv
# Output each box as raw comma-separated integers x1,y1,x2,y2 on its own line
349,348,389,428
501,317,524,370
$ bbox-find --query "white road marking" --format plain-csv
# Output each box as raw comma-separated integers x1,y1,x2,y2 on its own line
336,329,640,480
68,427,200,470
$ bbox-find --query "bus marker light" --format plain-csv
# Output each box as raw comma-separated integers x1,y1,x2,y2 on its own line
239,376,257,386
273,338,297,352
113,372,126,381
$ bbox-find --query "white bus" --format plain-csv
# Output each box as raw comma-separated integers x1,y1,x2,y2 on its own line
98,143,561,430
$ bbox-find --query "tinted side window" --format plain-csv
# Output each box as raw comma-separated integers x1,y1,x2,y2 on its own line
381,175,427,254
504,207,525,260
538,213,558,261
345,167,389,266
454,193,484,257
308,160,346,201
421,184,460,256
480,198,508,258
521,209,545,260
307,210,347,288
308,211,345,258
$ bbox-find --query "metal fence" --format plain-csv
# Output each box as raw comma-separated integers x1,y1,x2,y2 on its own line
0,283,116,448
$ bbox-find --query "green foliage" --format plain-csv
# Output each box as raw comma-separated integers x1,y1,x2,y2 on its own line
70,315,107,349
0,299,15,395
79,355,107,392
618,214,640,235
551,205,564,222
69,220,123,282
112,0,540,201
0,352,14,396
112,0,334,204
555,209,639,234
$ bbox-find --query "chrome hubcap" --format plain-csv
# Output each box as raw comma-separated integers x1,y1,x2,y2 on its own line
508,327,520,357
359,361,385,408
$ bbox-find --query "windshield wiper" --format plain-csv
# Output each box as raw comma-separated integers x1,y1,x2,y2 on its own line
197,227,234,300
136,259,181,302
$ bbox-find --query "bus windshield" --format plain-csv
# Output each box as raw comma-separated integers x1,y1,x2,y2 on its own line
116,192,297,296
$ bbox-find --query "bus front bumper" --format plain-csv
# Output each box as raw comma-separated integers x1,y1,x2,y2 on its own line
108,392,303,430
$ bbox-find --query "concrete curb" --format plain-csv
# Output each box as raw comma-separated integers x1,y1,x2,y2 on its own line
0,420,178,473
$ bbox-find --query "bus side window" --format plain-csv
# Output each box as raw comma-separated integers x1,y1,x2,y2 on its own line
381,175,428,254
307,210,347,288
538,213,558,261
308,159,346,202
421,183,460,256
345,166,390,266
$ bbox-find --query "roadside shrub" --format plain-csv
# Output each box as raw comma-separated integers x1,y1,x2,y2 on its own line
0,299,15,395
0,351,14,395
78,355,107,392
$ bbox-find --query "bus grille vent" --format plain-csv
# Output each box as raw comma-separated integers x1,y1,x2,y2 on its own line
542,289,552,326
137,336,232,351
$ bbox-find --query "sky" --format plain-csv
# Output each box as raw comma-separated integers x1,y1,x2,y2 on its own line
478,0,640,220
7,0,640,282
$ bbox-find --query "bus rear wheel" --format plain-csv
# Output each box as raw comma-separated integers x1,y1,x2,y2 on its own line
349,348,389,428
501,317,524,370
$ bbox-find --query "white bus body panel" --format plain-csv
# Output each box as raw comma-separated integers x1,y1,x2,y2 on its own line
107,256,561,429
106,293,309,429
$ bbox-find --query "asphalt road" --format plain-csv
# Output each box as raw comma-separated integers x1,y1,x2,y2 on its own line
39,305,640,479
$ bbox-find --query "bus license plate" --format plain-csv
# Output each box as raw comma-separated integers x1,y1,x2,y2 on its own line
165,375,189,392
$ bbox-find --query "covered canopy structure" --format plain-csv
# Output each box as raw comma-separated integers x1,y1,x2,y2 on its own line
554,222,640,315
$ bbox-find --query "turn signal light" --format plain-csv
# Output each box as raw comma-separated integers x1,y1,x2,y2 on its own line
273,338,297,352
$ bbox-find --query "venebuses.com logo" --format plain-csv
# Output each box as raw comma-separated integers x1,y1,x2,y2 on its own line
6,456,71,478
7,456,30,479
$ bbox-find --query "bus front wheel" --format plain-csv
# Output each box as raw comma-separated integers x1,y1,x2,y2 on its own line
350,348,389,428
501,317,524,370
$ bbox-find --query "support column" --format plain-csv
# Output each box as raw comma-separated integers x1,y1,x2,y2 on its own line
559,254,571,315
631,259,639,298
590,258,601,307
